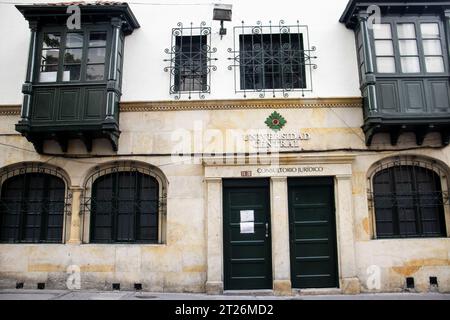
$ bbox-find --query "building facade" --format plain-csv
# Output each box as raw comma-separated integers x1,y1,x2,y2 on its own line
0,0,449,295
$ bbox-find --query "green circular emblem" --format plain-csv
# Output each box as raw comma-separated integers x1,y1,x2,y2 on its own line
265,111,287,131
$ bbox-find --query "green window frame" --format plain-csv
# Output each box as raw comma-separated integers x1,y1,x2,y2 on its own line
89,171,160,244
371,17,449,76
36,25,111,84
0,173,66,243
373,165,447,239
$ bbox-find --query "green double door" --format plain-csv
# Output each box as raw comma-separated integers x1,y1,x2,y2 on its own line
222,177,338,291
288,177,339,289
223,179,272,290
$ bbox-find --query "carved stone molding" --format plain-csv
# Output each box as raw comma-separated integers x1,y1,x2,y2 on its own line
120,97,363,112
0,97,362,116
0,105,21,116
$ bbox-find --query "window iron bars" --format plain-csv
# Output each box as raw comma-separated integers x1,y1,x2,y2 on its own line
164,22,218,100
228,20,317,98
368,157,448,238
0,162,71,203
368,157,449,208
368,157,448,205
90,172,158,243
0,163,71,243
81,161,167,244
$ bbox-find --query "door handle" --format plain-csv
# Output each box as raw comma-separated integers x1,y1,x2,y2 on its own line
265,223,269,238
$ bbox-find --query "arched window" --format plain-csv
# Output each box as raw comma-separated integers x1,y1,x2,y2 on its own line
0,164,68,243
85,162,166,244
371,158,447,238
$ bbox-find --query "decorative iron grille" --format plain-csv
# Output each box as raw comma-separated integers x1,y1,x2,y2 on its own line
0,162,71,243
164,22,218,100
81,161,167,244
368,157,449,238
228,20,317,98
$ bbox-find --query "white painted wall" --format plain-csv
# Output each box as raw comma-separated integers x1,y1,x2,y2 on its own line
0,0,360,104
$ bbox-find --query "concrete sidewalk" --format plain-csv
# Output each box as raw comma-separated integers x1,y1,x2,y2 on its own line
0,289,449,300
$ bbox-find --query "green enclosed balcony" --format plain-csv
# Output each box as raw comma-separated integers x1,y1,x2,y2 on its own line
15,3,139,153
340,0,450,146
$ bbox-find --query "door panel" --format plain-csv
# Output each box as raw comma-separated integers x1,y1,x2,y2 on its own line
288,177,338,289
223,179,272,290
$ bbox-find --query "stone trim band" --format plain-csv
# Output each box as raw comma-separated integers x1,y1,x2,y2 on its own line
0,105,21,116
0,97,363,115
120,97,363,112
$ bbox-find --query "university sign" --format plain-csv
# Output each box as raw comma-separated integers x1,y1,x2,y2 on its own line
256,166,324,174
240,166,325,177
244,132,311,150
243,111,312,150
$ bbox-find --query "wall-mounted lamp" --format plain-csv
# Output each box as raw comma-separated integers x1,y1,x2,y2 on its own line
213,4,232,39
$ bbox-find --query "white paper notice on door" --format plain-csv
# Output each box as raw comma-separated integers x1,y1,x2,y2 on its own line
240,222,255,234
240,210,254,222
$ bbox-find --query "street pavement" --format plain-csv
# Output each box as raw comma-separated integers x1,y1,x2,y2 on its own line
0,289,449,300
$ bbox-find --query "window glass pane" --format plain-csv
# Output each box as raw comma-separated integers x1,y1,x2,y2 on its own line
423,39,442,55
397,24,416,38
90,171,159,243
375,40,394,55
374,165,446,239
422,220,440,234
64,49,82,64
86,64,105,81
88,48,106,63
40,50,59,82
399,40,419,55
43,34,60,48
66,33,83,48
373,24,392,39
238,33,305,91
175,35,209,91
63,65,81,81
376,57,396,73
0,173,64,243
401,57,420,73
89,32,107,47
39,68,58,82
41,49,59,65
421,23,440,38
425,57,445,73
